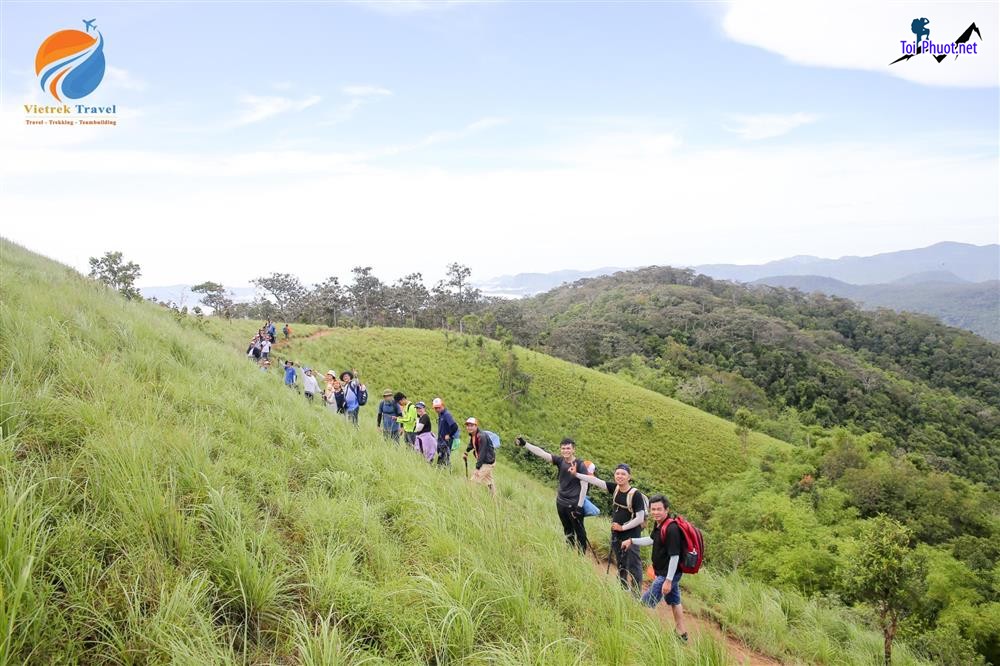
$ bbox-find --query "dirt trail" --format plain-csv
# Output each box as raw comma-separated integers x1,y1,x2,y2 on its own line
593,560,783,665
273,327,334,348
274,328,783,664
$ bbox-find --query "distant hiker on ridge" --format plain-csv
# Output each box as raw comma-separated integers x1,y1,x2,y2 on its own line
515,435,590,554
282,323,291,340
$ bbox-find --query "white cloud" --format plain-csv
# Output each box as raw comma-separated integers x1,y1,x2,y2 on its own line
234,94,321,126
0,116,506,176
722,1,998,87
342,85,393,97
319,85,393,126
2,129,995,286
724,112,819,140
379,116,507,154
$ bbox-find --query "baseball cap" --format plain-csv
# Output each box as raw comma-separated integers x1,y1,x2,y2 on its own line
383,389,393,397
465,417,478,425
432,397,444,408
415,401,426,409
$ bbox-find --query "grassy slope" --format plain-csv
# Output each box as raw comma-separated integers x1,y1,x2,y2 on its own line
217,326,931,665
1,239,738,664
0,239,927,665
227,326,792,507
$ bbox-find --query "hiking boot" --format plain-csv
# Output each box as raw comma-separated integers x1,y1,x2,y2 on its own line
678,632,689,644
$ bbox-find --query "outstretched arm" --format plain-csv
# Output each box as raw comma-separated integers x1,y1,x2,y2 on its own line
520,440,553,463
574,473,608,491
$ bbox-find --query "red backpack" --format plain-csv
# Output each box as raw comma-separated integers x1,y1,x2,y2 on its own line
659,516,705,574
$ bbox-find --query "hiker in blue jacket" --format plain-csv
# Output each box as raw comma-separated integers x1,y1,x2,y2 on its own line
432,397,459,467
283,360,298,390
340,370,366,427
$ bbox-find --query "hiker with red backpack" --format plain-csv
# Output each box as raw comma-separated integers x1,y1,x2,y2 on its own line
515,436,590,554
621,494,703,644
573,463,646,594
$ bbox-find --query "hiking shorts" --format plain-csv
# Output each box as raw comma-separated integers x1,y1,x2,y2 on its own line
471,463,495,486
642,570,683,607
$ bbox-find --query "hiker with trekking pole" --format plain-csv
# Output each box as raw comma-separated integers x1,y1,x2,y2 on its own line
620,494,704,644
515,436,590,554
573,463,647,594
463,417,497,497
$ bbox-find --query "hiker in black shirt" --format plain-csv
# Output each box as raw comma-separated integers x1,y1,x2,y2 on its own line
516,436,589,554
622,494,689,642
574,463,646,594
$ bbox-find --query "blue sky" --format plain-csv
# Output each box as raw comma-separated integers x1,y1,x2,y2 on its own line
1,1,997,286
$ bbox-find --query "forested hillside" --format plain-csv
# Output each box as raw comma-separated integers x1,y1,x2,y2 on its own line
483,267,1000,486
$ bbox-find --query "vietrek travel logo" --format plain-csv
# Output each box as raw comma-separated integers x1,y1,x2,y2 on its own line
24,18,117,126
36,19,105,101
890,17,983,66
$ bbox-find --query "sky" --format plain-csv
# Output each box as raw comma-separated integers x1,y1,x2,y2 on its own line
1,0,997,288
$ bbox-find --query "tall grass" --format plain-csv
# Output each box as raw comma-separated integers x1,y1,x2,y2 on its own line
684,570,927,665
0,239,931,664
1,238,745,663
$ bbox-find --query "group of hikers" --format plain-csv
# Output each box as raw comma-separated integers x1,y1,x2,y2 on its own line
242,324,699,643
245,320,293,370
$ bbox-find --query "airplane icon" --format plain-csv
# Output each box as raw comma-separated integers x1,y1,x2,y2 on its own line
83,18,97,33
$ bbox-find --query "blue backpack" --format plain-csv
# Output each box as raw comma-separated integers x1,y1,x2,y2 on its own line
483,430,501,449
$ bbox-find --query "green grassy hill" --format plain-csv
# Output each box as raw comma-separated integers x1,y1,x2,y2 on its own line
225,326,791,507
1,239,929,664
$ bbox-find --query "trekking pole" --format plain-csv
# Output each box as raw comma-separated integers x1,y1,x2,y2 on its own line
464,456,469,479
606,533,614,575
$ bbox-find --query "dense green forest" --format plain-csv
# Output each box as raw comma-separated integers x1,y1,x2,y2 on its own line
479,267,1000,487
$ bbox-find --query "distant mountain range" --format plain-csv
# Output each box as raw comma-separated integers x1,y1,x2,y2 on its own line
474,242,999,340
138,284,258,308
475,267,626,298
695,241,998,284
752,274,999,341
